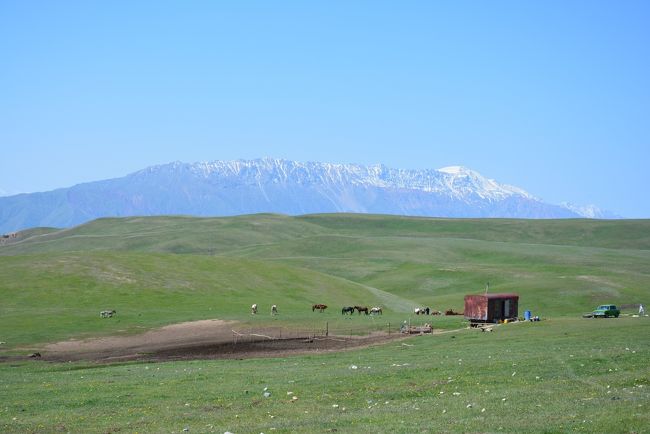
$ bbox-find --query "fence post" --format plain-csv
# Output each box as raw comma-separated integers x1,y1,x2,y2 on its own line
326,322,329,337
388,322,390,335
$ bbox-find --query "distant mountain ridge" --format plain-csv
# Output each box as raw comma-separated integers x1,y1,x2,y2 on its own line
560,202,621,219
0,158,614,232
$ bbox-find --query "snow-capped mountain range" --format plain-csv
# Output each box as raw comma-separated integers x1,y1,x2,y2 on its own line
0,158,616,232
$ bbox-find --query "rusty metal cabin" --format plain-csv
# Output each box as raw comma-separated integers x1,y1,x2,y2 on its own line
464,293,519,325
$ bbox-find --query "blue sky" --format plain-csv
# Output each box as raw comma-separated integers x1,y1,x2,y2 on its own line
1,1,649,217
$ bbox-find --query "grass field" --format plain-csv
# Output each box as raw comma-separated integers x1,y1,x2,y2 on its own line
1,214,649,432
2,318,648,433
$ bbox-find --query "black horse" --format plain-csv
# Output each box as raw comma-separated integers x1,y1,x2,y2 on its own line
342,306,355,315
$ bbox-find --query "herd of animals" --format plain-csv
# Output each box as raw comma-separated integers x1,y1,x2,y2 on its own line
99,304,462,319
248,303,463,316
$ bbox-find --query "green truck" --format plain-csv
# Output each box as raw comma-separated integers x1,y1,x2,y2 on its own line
584,304,620,318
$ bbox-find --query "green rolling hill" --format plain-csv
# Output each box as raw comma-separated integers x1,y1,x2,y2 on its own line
1,213,649,348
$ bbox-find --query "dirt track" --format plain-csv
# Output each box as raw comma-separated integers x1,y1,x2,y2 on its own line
29,319,410,363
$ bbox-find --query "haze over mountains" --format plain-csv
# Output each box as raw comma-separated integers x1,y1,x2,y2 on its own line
0,158,618,232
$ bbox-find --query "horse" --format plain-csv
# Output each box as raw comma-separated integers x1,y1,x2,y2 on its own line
271,304,278,315
342,306,355,315
370,307,382,315
100,310,116,318
431,310,442,315
312,304,328,312
414,307,425,315
354,306,369,315
251,304,258,314
445,309,463,316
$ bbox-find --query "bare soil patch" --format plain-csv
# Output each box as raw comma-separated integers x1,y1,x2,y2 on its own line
22,319,410,364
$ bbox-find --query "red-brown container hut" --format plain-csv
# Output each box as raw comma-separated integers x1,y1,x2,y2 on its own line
464,293,519,325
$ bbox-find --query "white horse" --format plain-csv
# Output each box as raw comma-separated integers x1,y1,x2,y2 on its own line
271,304,278,315
370,307,382,315
251,304,258,314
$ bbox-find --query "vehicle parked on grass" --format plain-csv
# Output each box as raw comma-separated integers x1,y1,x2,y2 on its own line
584,304,620,318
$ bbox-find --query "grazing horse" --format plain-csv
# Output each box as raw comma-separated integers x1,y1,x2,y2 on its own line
370,307,383,315
445,309,463,316
414,307,425,315
431,310,442,315
271,304,278,315
342,306,355,315
312,304,328,312
354,306,369,315
251,304,258,314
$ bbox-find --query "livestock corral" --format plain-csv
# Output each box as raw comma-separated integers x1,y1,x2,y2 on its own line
52,302,474,362
29,302,460,363
37,319,411,363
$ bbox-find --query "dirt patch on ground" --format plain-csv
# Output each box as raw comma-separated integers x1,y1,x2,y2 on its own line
20,319,411,364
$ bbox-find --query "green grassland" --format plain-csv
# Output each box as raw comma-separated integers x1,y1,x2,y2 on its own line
2,318,648,433
1,214,649,432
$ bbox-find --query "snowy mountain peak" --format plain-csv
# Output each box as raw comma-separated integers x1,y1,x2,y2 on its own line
141,158,537,203
2,157,616,233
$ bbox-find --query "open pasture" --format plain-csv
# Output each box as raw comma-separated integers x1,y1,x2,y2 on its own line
1,214,649,432
1,317,648,433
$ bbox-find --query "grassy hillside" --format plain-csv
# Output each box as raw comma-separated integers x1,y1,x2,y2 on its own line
1,214,649,349
242,234,649,315
1,214,649,433
300,214,650,250
0,214,326,255
4,213,650,255
0,251,399,348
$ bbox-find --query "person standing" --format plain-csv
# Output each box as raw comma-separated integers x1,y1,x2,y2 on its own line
640,304,645,316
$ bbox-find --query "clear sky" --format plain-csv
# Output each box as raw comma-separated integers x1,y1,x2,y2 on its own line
1,1,649,217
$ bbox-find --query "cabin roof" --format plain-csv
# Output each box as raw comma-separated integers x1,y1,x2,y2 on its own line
466,293,519,300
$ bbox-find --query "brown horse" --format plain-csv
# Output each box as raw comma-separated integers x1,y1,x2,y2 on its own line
354,306,369,315
312,304,328,312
